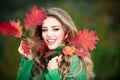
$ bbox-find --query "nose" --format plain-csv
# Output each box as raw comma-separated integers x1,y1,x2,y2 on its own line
46,30,53,37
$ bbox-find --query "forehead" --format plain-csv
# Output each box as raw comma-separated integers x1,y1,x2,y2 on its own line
42,16,62,27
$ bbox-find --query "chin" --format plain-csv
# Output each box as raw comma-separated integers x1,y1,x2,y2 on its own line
48,45,58,50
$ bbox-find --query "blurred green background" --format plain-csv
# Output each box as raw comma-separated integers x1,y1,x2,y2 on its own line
0,0,120,80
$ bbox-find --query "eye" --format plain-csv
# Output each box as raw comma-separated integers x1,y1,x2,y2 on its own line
42,28,47,32
53,28,60,31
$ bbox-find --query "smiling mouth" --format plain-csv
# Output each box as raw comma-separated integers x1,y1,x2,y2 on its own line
46,39,56,45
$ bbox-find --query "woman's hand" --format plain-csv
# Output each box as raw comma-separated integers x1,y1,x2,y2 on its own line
18,41,33,60
47,55,62,71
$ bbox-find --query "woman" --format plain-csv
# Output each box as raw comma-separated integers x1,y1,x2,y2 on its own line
17,7,95,80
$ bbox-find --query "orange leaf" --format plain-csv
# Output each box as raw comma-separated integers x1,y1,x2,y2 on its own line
62,46,75,55
10,20,23,38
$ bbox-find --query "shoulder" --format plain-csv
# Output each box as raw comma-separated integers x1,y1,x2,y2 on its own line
67,55,87,79
71,55,81,63
70,55,82,74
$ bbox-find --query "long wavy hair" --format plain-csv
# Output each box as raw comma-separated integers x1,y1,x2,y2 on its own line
29,7,94,80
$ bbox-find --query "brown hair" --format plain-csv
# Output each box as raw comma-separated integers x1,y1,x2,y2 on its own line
30,7,94,80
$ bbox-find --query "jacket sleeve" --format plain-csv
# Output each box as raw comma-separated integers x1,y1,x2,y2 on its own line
45,68,61,80
16,57,34,80
45,55,87,80
66,55,87,80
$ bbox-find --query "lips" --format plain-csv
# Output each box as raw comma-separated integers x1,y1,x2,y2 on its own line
46,39,56,45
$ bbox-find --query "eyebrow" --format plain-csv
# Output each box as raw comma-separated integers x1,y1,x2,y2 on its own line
42,25,60,28
52,25,59,28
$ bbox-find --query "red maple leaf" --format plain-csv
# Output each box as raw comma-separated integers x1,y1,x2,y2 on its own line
0,22,18,36
63,31,71,43
75,48,88,57
21,41,30,55
71,28,99,51
27,36,48,53
39,39,48,53
0,20,23,38
10,20,23,38
24,6,46,30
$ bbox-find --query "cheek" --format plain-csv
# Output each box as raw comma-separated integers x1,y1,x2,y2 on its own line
57,31,65,41
42,33,46,40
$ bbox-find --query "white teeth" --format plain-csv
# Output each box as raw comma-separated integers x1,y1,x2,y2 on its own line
47,40,56,42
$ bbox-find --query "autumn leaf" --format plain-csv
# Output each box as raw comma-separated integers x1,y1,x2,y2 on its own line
27,36,48,53
10,20,23,38
36,37,48,53
0,20,23,38
71,28,99,51
21,41,30,55
63,31,71,43
0,22,18,36
75,48,88,57
39,39,48,53
44,50,56,57
62,46,75,55
27,36,41,52
24,6,46,30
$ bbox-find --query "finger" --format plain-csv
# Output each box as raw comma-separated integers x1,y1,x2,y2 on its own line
49,56,58,64
18,46,23,54
58,55,62,62
18,42,22,53
51,56,58,61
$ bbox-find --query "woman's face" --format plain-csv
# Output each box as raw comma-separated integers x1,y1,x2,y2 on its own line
42,16,65,50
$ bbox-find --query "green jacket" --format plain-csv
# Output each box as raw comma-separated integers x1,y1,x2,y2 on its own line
16,55,87,80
